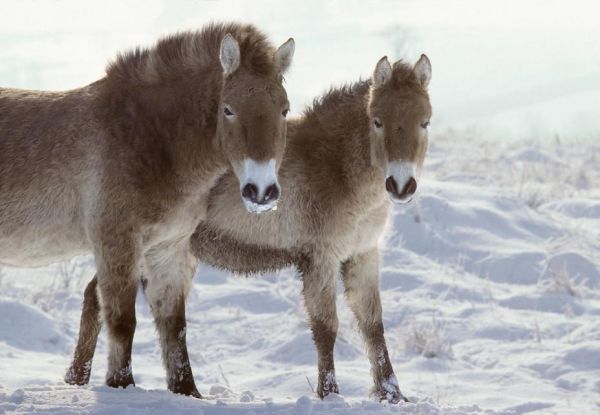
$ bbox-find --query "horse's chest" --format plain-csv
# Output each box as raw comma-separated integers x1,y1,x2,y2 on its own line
144,195,208,249
322,203,389,260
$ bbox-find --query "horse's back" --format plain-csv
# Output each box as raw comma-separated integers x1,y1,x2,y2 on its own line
0,85,97,148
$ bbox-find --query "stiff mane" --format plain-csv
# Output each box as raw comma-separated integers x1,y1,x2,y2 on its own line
389,60,423,92
105,22,277,84
302,80,370,120
301,60,422,120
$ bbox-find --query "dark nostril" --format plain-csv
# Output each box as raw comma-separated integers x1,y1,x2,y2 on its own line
386,176,417,200
263,184,280,203
385,176,398,195
242,183,259,202
400,177,417,197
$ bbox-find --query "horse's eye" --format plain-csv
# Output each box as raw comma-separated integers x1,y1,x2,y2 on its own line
373,118,383,129
224,106,235,117
421,121,430,129
282,109,290,117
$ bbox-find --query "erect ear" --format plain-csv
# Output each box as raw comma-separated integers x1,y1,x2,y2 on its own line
413,54,432,90
372,56,392,87
220,33,241,76
274,38,295,75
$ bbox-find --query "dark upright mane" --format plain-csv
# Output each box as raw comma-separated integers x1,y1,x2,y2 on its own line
302,60,420,121
302,80,371,120
105,22,277,84
390,60,423,92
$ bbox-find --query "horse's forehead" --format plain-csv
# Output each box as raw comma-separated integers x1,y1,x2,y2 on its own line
378,89,430,118
226,70,285,102
235,84,284,106
247,83,283,97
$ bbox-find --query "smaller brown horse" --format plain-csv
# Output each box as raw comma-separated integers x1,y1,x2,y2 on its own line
71,54,432,401
0,23,295,398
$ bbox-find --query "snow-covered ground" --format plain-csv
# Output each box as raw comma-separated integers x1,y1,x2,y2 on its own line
1,133,598,414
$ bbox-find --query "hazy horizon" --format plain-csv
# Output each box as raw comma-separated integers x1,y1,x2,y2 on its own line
2,0,599,141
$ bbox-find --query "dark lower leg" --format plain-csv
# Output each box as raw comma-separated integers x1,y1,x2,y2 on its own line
363,322,407,403
342,251,407,403
102,280,137,388
299,254,340,399
311,318,339,398
65,275,102,385
153,297,201,398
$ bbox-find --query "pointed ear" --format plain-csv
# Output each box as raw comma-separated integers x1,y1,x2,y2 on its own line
274,38,295,75
373,56,392,87
220,33,241,76
413,54,432,89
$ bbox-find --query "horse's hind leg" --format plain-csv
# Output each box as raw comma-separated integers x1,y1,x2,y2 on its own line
65,275,102,385
143,244,201,398
298,252,340,398
341,249,407,403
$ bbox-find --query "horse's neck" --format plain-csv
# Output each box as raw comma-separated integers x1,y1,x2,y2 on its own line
337,96,381,188
99,69,227,190
289,87,385,206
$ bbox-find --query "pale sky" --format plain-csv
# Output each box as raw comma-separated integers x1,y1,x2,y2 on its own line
1,0,599,140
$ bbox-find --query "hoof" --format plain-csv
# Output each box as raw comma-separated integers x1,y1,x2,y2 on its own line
169,378,203,399
385,392,409,404
373,374,408,404
64,364,92,386
106,370,135,389
187,388,203,399
375,387,408,404
317,371,339,399
65,374,89,386
317,383,340,399
171,385,203,399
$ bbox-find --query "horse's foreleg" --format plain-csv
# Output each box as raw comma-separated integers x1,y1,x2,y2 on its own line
65,275,101,385
341,249,407,403
94,234,140,389
298,252,340,398
143,245,201,398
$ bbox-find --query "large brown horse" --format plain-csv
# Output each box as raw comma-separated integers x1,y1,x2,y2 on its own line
0,23,295,398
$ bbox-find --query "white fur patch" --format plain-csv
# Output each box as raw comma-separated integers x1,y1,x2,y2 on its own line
241,158,279,213
387,161,417,203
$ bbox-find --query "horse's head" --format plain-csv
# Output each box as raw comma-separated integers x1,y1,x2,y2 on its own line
367,54,432,203
216,34,295,213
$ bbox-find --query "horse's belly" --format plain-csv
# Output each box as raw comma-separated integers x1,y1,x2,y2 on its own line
0,224,89,267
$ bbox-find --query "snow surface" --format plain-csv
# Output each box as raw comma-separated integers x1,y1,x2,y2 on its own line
0,134,598,414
